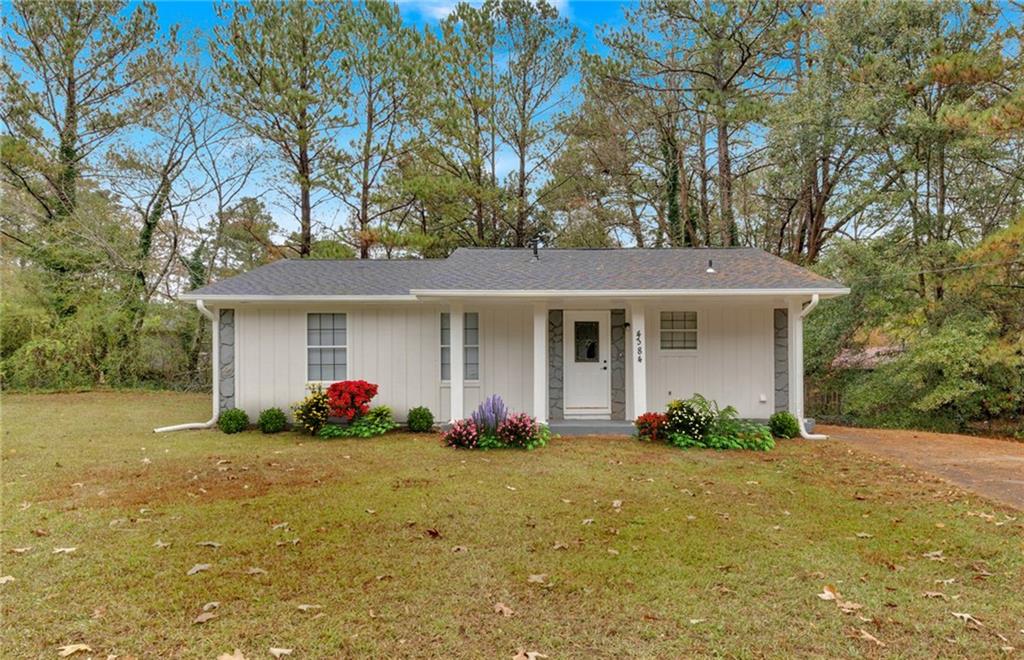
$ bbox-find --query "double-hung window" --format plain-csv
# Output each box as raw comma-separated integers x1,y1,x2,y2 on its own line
307,313,347,381
660,311,697,351
440,312,479,381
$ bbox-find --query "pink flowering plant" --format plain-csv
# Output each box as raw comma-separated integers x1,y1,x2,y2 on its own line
443,394,550,450
497,412,549,450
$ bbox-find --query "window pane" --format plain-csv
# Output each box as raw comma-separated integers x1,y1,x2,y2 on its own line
441,347,451,381
465,326,479,346
682,331,697,349
333,327,346,346
465,312,478,331
465,346,479,380
308,314,320,331
574,321,599,362
440,313,450,346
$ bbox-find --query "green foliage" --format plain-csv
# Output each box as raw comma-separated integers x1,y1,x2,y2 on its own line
406,406,435,433
292,386,331,435
257,407,288,434
218,408,249,434
319,405,397,439
769,411,800,439
665,395,774,451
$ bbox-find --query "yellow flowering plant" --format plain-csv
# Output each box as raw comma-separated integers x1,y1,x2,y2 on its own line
292,384,331,435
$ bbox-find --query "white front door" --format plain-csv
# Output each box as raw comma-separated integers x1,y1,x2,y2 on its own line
563,310,611,419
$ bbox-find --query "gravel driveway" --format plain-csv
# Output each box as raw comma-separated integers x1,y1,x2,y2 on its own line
820,425,1024,510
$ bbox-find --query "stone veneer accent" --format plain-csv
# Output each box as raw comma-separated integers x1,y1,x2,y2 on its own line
610,309,626,420
773,308,788,412
548,310,564,420
218,309,236,413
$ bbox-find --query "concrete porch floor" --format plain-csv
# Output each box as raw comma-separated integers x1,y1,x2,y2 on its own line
548,420,635,436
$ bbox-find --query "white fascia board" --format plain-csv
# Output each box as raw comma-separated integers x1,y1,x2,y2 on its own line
408,288,851,299
178,293,419,303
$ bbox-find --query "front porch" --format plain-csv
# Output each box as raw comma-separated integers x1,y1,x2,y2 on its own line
548,419,636,436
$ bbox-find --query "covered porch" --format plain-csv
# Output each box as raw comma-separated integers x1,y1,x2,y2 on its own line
435,294,820,433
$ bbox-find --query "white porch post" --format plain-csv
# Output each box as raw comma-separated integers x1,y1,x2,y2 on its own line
787,299,804,423
449,301,464,423
532,303,548,423
629,303,647,418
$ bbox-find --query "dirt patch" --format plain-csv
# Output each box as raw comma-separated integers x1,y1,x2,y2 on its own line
40,455,342,508
821,425,1024,510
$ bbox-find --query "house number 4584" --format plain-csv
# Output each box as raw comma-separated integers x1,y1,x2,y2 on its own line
635,330,643,363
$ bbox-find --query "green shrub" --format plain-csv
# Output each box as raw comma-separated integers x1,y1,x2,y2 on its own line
667,432,700,448
218,408,249,434
769,411,800,439
258,407,288,434
665,395,775,451
319,405,397,439
407,406,435,432
292,386,331,435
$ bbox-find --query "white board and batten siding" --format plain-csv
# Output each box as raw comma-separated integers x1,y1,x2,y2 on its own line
232,303,535,422
643,303,775,419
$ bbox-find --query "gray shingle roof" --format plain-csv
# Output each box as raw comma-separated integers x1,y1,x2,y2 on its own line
182,247,845,299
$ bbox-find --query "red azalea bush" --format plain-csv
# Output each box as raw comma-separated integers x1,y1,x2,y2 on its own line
442,418,480,449
635,412,668,442
326,380,379,421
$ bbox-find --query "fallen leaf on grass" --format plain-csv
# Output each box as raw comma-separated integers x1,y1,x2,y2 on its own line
9,547,31,554
922,591,948,600
276,538,300,547
153,540,170,549
425,528,442,539
853,628,885,647
194,611,218,625
922,550,945,561
269,649,292,658
952,612,983,627
32,528,49,537
203,601,220,611
365,509,376,515
581,518,594,526
53,547,77,554
560,499,572,504
297,604,322,612
271,522,289,530
246,567,267,575
818,585,840,601
196,541,222,548
506,485,517,491
512,651,547,660
527,574,547,584
187,563,211,576
612,500,622,509
217,650,245,660
817,585,863,614
452,545,468,553
494,602,514,617
689,618,705,625
935,578,955,585
607,548,619,556
0,576,14,585
855,532,873,539
57,644,92,657
552,542,568,551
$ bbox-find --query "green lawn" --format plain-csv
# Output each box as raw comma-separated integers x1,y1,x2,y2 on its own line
3,392,1022,658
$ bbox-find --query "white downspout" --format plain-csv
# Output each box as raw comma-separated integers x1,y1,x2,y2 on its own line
154,300,219,432
794,294,827,440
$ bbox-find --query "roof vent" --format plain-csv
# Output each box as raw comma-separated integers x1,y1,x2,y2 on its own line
706,259,716,274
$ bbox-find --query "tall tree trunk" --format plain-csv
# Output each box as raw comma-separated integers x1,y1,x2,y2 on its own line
716,114,735,246
697,114,711,246
56,74,78,222
298,143,312,258
358,89,375,259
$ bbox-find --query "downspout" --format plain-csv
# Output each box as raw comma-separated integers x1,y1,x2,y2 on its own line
154,300,219,432
797,294,827,440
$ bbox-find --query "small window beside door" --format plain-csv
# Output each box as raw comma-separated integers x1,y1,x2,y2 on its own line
574,321,599,362
441,312,480,381
660,311,697,351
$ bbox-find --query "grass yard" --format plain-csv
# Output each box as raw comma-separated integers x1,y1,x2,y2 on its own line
2,392,1022,658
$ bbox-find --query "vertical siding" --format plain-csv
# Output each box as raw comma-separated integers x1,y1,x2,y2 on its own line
235,307,306,420
645,304,775,419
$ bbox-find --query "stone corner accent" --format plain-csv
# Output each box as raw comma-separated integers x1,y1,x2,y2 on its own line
548,310,563,420
610,309,626,420
773,308,788,413
218,309,235,413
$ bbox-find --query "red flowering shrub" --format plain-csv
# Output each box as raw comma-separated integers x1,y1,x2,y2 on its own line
442,418,481,449
326,380,379,421
635,412,668,442
497,412,548,450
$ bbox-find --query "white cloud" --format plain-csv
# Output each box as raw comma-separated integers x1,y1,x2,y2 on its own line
399,0,571,22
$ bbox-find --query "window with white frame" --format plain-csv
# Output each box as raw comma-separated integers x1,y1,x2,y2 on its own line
440,312,479,381
660,311,697,350
307,313,347,380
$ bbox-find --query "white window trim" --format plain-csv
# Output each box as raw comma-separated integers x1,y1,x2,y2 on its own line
440,311,481,384
657,310,700,357
306,312,348,384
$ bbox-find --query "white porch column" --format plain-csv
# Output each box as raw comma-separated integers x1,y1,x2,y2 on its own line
787,299,804,423
629,303,647,418
532,303,548,423
449,301,464,423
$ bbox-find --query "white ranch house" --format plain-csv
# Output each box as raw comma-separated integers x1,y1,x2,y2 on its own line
159,248,848,437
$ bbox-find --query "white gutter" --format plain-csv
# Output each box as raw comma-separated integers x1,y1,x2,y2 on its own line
154,300,219,432
797,294,827,440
